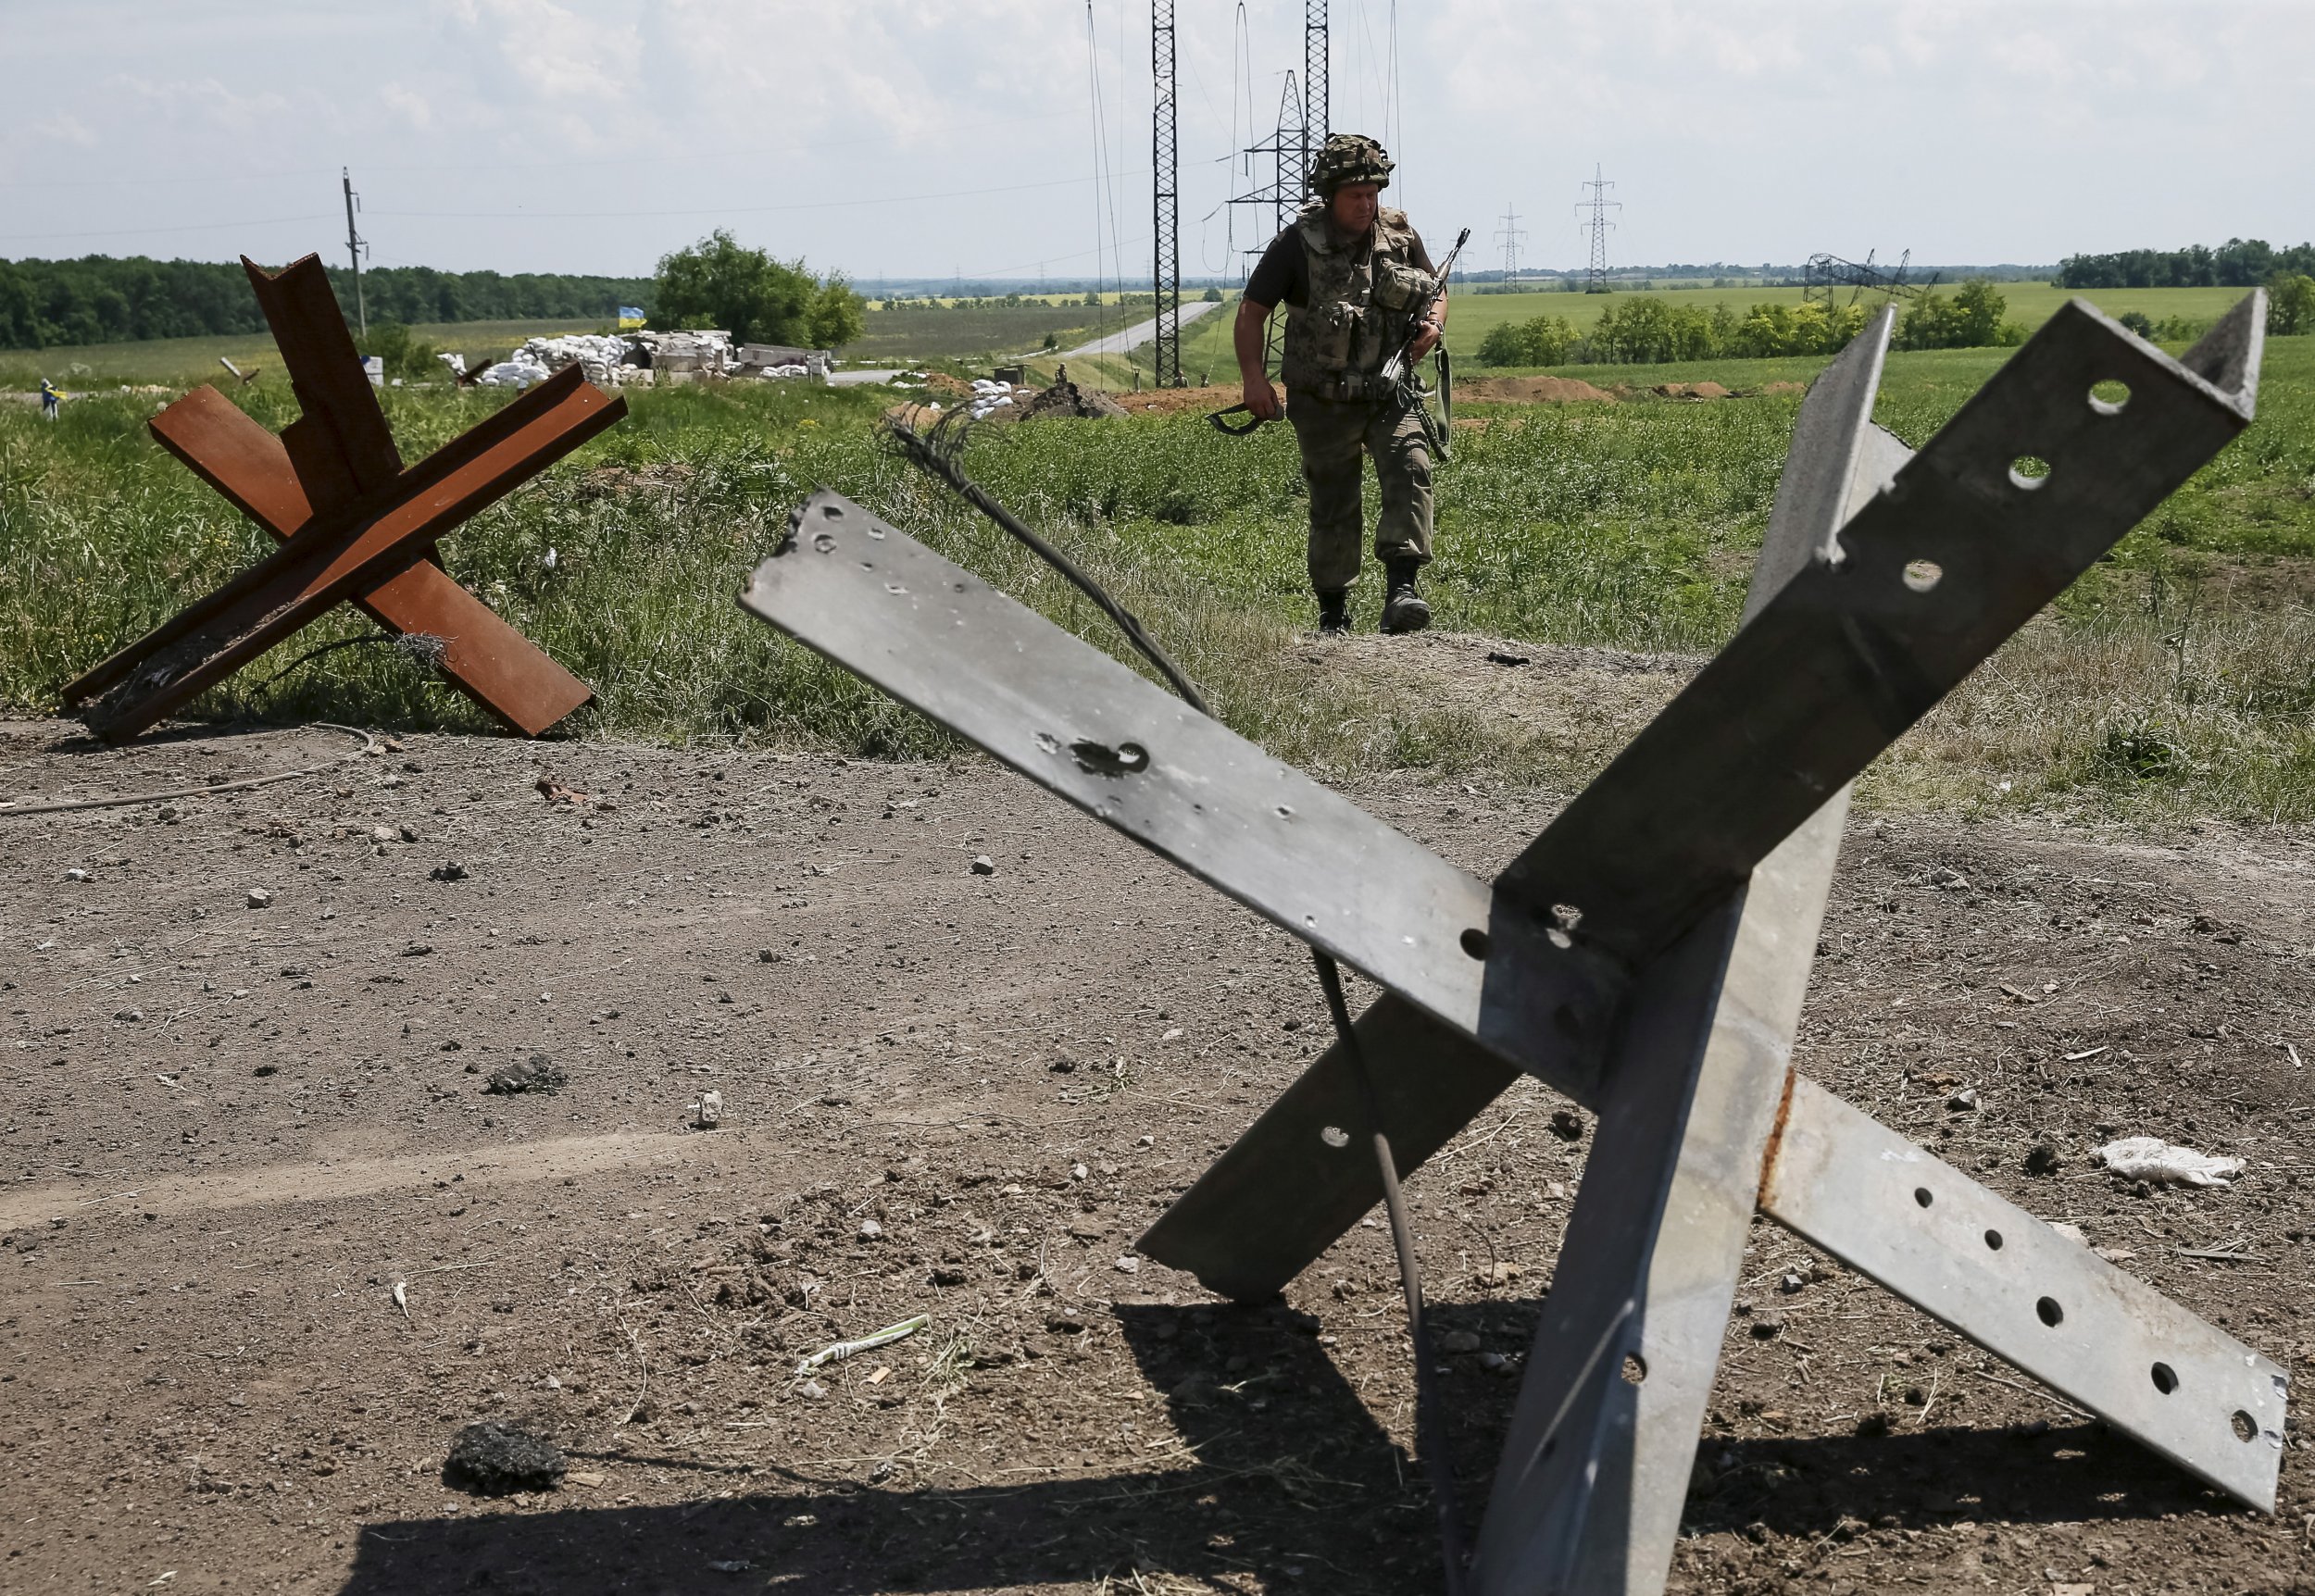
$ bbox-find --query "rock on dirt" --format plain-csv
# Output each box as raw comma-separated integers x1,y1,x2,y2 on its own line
485,1054,567,1095
443,1420,567,1495
244,887,272,908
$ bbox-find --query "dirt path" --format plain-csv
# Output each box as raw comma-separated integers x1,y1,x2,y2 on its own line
2,715,2310,1594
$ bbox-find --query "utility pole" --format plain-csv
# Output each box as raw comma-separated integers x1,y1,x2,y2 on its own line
1495,205,1528,286
1151,0,1183,387
1576,164,1620,293
341,167,367,336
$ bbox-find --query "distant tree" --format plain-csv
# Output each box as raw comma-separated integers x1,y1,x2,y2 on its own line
1202,286,1224,302
2118,310,2158,339
353,320,440,380
1897,280,2025,351
654,230,863,348
2268,272,2315,337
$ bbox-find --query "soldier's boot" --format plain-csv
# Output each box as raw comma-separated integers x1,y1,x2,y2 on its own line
1380,558,1431,635
1316,590,1352,636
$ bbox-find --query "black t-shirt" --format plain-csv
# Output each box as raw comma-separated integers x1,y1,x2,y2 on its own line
1244,221,1435,310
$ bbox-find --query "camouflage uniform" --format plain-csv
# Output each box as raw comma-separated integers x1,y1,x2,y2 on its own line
1276,198,1437,594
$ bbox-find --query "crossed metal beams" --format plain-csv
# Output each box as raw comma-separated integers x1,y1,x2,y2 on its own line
61,254,619,742
736,293,2283,1591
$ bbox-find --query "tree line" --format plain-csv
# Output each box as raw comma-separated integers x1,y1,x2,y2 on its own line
1477,281,2031,368
2057,239,2315,290
0,255,655,351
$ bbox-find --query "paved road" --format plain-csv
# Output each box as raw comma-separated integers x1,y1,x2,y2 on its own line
1060,298,1223,358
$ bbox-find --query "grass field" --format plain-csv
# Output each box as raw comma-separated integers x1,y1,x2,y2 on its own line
4,331,2309,824
0,319,606,391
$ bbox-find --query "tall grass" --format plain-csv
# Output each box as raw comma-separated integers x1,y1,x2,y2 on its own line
3,340,2309,825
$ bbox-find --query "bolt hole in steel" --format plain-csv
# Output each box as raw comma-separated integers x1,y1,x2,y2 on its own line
1320,1125,1350,1150
811,532,837,553
2150,1362,2180,1395
1983,1228,2004,1251
1914,1187,1934,1208
2036,1296,2065,1328
1067,739,1148,777
1902,558,1944,593
1620,1352,1648,1386
821,503,844,519
2232,1410,2259,1442
2089,379,2132,415
2009,455,2054,490
1460,928,1490,960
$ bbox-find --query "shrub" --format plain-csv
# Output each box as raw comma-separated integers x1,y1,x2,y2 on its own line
1476,313,1578,367
1897,280,2027,351
2269,272,2315,336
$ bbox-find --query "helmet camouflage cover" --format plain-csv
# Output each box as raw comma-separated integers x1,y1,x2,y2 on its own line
1308,132,1394,195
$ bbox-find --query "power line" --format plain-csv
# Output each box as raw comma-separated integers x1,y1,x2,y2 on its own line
1576,163,1620,293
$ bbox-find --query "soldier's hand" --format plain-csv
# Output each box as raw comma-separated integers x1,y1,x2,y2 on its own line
1408,318,1443,363
1243,377,1283,422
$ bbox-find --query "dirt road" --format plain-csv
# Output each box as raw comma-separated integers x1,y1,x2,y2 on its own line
3,712,2310,1593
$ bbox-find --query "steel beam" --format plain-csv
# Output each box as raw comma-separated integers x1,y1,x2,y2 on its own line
732,294,2284,1539
145,385,594,739
59,253,615,742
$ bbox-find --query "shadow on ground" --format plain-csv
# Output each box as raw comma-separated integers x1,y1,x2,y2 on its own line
338,1303,2224,1595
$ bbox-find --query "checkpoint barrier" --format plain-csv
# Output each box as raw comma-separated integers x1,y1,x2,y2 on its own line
62,254,620,742
737,294,2282,1593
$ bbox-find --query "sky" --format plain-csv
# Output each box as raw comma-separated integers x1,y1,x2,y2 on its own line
2,0,2308,283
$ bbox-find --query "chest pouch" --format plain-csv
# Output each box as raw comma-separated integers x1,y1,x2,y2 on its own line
1370,260,1435,313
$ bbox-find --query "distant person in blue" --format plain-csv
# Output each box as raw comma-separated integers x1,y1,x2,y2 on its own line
39,377,62,420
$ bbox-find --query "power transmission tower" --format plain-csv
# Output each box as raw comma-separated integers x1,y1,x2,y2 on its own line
1150,0,1183,387
1576,163,1620,293
341,167,368,337
1495,205,1528,285
1300,0,1329,199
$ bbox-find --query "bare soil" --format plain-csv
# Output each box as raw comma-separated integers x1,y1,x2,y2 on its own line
4,710,2312,1595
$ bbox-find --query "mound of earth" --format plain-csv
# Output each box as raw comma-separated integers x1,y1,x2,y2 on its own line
1653,380,1733,400
1115,382,1242,417
1011,369,1128,421
1456,374,1619,405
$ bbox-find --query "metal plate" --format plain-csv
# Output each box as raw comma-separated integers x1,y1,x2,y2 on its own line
147,387,594,738
1495,299,2262,969
740,494,1623,1097
1763,1077,2287,1510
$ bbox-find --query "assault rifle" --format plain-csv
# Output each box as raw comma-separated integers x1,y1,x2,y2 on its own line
1208,225,1470,457
1383,225,1470,460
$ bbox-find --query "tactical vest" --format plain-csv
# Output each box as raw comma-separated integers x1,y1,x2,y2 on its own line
1279,203,1428,396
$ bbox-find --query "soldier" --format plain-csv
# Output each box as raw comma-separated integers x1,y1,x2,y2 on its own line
1233,132,1446,635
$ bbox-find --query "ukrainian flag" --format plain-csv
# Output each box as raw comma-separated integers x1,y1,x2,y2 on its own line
617,306,646,330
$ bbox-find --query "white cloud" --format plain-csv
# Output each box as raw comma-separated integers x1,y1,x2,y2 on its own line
0,0,2307,274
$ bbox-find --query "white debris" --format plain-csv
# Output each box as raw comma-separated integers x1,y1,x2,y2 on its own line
438,352,469,380
2096,1136,2246,1187
968,378,1016,420
689,1088,723,1128
475,358,553,389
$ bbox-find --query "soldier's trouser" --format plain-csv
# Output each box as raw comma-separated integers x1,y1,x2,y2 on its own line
1285,391,1433,593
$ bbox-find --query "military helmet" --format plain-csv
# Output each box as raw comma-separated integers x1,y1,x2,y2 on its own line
1308,132,1394,195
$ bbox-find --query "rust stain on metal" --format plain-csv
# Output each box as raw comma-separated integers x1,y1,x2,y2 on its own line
60,253,619,742
1754,1064,1800,1211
